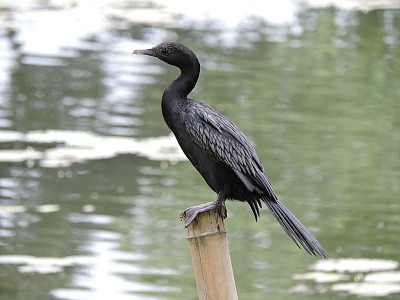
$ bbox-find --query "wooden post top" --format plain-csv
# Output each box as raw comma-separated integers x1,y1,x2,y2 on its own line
186,208,226,239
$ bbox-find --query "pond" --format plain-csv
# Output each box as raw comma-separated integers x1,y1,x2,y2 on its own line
0,1,399,299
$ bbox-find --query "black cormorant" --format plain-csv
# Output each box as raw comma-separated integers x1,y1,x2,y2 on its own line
133,42,328,258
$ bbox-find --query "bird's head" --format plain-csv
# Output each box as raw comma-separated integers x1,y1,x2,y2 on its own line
133,42,198,69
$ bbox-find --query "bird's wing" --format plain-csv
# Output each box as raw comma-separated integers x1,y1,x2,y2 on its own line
184,101,277,199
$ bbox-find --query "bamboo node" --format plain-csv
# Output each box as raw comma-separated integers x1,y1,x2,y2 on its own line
186,230,227,239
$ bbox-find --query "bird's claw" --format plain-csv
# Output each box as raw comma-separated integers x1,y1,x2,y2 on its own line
179,210,197,227
180,201,227,227
182,207,199,227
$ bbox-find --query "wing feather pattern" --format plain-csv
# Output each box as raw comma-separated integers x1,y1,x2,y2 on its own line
184,100,277,200
183,100,329,258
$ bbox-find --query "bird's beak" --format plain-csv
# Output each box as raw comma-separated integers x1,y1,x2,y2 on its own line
132,48,155,56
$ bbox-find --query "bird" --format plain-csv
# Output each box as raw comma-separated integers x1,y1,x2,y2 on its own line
133,42,328,258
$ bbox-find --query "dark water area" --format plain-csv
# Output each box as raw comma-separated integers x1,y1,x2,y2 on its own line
0,1,399,299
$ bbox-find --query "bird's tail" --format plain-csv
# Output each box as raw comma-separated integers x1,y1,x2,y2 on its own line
263,198,328,258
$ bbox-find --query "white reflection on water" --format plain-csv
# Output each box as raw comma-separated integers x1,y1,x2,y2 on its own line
69,213,114,225
0,254,98,273
311,258,400,273
292,258,400,296
0,129,187,167
13,6,106,58
0,227,181,298
51,229,180,300
20,56,66,66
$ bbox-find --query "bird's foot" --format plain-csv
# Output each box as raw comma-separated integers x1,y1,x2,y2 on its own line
180,201,227,228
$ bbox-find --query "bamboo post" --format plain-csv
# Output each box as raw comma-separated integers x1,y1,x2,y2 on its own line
185,208,238,300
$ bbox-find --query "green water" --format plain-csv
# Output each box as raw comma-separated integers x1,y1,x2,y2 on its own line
0,3,399,300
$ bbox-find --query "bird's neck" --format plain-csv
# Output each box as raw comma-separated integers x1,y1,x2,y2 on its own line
163,61,200,100
161,60,200,130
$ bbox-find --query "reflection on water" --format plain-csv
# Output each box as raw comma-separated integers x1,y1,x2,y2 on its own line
0,1,399,299
0,130,186,167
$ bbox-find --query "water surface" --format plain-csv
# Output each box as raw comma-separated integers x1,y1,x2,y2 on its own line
0,1,399,299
